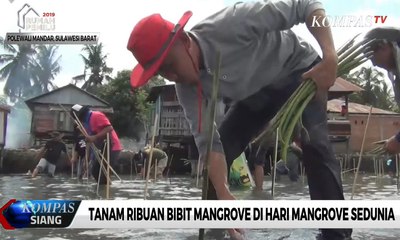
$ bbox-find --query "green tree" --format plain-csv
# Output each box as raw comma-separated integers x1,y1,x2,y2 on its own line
73,43,113,93
28,45,61,97
96,70,165,140
0,37,36,102
346,66,397,111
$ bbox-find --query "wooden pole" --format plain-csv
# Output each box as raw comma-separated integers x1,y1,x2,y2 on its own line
196,158,201,188
130,153,133,180
269,155,273,176
97,142,107,196
142,158,147,180
106,132,110,199
144,114,158,200
71,162,74,178
85,143,90,184
271,128,279,199
71,148,75,179
130,153,138,180
396,154,400,191
351,106,373,200
199,52,221,240
154,158,158,182
166,154,174,181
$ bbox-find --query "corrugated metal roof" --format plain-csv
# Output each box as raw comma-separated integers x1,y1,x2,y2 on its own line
329,77,363,92
328,99,399,115
25,84,112,111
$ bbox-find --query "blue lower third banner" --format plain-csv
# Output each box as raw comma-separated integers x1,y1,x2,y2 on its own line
0,199,81,229
1,199,400,229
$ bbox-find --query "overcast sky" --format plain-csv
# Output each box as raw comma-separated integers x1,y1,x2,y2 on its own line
0,0,399,90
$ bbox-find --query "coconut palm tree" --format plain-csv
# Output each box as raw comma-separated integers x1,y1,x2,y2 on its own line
72,43,113,93
0,37,36,102
30,45,62,95
346,66,396,111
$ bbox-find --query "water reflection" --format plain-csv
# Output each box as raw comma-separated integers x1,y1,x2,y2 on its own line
0,173,399,239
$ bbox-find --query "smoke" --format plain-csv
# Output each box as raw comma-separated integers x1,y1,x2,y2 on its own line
119,137,146,153
5,105,32,149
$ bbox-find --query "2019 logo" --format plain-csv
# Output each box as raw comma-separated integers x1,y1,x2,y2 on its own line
17,3,55,32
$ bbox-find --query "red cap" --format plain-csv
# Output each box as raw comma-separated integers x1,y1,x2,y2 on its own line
127,11,193,88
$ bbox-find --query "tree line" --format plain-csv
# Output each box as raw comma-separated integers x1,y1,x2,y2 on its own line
0,38,164,140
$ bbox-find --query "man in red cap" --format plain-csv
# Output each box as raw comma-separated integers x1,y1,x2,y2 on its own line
127,1,351,239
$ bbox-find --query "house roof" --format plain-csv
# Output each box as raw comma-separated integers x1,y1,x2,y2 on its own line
328,99,399,115
25,84,112,112
147,84,175,102
329,77,363,93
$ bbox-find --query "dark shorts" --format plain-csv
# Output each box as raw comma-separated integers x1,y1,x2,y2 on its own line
246,145,268,167
91,150,121,184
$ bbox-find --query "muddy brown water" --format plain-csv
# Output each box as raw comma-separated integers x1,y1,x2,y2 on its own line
0,173,399,239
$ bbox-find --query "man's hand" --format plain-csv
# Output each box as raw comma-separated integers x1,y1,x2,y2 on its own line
306,9,338,99
207,151,245,239
384,135,400,154
302,54,338,99
228,229,246,240
86,135,97,143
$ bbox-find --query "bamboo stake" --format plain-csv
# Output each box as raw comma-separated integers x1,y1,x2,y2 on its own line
342,168,357,174
97,142,107,196
378,158,381,176
130,153,138,180
134,155,138,175
71,148,75,179
166,154,174,181
271,128,279,199
142,157,146,180
199,52,221,240
396,154,399,191
85,143,90,184
144,114,158,200
302,163,305,184
351,106,373,200
130,154,133,180
340,155,343,180
196,158,201,188
378,158,382,176
106,132,110,199
269,155,272,176
154,158,158,182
